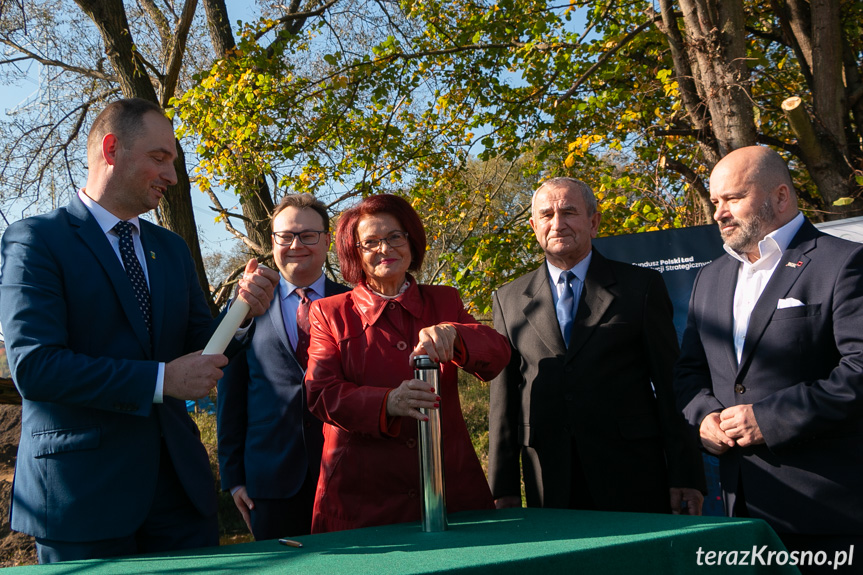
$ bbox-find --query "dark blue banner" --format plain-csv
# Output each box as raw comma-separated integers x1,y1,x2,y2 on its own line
593,224,725,342
594,224,726,516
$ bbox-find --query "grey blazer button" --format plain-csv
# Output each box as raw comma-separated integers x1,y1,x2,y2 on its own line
735,383,746,394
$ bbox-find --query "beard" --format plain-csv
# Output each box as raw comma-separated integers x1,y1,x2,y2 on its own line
718,197,776,255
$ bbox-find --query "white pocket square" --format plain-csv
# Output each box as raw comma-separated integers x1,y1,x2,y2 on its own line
777,297,805,309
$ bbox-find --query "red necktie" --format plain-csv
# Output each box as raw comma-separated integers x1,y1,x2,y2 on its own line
295,287,311,370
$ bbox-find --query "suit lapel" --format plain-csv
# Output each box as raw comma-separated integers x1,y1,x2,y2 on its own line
68,199,152,356
567,251,613,361
139,224,162,356
266,291,293,359
711,255,741,372
522,266,567,357
738,221,818,372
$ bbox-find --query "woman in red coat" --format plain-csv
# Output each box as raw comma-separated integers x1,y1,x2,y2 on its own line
305,194,511,533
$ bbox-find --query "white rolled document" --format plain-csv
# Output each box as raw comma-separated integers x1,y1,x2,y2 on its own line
202,298,251,355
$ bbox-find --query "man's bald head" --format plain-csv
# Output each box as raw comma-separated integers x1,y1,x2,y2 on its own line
712,146,795,201
709,146,799,261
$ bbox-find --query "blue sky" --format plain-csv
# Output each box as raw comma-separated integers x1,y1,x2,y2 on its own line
0,1,260,251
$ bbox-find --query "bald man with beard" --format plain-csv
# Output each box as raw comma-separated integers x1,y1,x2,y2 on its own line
674,146,863,568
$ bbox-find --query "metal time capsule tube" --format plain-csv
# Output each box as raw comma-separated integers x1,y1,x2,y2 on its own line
413,354,447,532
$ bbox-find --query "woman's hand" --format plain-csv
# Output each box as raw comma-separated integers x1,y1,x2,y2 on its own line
386,378,440,422
412,323,463,364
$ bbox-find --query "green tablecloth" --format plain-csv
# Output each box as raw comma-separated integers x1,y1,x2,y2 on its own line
3,508,799,574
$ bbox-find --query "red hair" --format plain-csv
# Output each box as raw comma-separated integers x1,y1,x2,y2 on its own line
336,194,427,285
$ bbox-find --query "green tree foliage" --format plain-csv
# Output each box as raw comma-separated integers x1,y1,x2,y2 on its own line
174,0,863,312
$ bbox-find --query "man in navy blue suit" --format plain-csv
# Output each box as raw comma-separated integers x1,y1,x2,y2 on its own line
675,146,863,566
218,194,348,540
0,98,279,563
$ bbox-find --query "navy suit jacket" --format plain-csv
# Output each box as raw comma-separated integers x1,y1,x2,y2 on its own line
675,219,863,535
217,279,349,498
0,195,220,541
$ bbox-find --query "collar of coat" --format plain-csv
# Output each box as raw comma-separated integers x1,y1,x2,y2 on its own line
353,274,424,327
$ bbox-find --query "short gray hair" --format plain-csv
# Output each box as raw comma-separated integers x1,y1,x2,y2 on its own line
531,177,597,215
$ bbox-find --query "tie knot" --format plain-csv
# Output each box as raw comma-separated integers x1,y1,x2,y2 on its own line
295,287,311,303
561,270,575,284
114,220,135,239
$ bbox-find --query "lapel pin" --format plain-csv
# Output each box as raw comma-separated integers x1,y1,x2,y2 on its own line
150,251,156,260
785,261,801,268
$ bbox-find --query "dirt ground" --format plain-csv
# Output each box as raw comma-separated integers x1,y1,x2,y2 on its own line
0,404,37,566
0,405,247,568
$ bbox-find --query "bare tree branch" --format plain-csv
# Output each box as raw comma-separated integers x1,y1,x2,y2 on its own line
161,0,198,105
254,0,341,40
0,37,116,82
663,158,711,221
204,188,265,253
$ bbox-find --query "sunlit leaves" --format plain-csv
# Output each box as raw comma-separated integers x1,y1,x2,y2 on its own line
171,0,859,310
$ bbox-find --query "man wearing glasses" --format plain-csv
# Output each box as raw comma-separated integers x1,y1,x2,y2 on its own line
217,194,349,540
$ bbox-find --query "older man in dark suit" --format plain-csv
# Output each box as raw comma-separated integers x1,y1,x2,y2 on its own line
218,194,349,540
674,146,863,564
489,177,704,514
0,98,278,563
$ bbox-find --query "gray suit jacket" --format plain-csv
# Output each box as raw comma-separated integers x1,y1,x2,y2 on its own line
489,249,704,511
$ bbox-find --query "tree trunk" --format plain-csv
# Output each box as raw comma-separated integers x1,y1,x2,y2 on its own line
74,0,218,314
782,0,857,220
810,0,847,158
202,0,275,253
784,0,813,72
782,97,855,219
653,0,719,222
240,178,276,252
677,0,757,155
73,0,158,100
202,0,235,59
770,0,813,89
842,34,863,154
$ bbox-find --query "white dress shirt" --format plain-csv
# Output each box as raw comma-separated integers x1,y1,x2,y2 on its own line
726,212,804,363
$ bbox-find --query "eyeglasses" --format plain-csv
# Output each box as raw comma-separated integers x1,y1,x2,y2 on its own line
355,231,409,252
273,230,326,246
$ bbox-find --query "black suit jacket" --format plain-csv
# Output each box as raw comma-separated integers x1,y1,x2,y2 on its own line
489,249,705,511
217,278,349,498
675,219,863,535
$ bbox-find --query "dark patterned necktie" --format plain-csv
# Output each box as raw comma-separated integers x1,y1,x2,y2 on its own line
114,221,152,335
295,287,312,370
